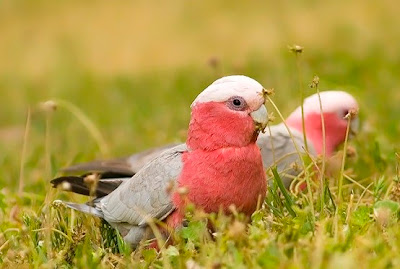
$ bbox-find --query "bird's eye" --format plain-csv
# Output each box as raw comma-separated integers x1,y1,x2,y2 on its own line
227,96,247,111
233,99,242,106
341,110,349,118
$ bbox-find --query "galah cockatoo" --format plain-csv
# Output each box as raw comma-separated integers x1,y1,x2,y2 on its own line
53,75,269,247
259,90,359,187
53,90,359,190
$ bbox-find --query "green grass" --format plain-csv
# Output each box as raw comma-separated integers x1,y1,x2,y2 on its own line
1,0,400,267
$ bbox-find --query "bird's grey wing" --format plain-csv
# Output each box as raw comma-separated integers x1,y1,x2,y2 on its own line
258,123,316,187
125,143,180,173
61,143,180,177
98,143,187,226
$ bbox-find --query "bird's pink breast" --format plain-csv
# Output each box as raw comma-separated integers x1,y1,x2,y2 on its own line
173,144,266,218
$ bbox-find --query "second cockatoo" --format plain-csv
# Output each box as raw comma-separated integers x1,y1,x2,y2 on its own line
259,90,359,187
52,75,269,247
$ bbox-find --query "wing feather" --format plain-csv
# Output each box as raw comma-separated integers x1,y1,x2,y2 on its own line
61,143,179,176
98,144,187,225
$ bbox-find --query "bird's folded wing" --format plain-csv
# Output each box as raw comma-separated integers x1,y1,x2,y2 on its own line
61,143,180,176
125,143,180,174
99,143,187,226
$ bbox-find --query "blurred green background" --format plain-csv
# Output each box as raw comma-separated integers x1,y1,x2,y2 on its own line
1,0,400,192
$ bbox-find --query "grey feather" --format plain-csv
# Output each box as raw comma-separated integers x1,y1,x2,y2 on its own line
258,123,316,188
99,144,186,224
77,144,187,247
61,143,180,177
64,202,104,218
125,143,181,174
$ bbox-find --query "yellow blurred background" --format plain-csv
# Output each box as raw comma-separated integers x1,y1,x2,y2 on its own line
1,0,398,77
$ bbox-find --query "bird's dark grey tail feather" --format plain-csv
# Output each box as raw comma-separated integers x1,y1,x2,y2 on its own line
64,201,104,218
60,158,135,176
51,176,125,198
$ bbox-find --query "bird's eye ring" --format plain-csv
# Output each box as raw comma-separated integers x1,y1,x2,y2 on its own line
227,96,247,111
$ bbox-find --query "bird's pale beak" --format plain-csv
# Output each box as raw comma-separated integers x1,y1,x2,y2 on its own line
250,104,268,133
349,117,359,138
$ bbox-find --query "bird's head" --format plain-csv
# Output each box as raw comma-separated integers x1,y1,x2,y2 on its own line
188,75,269,151
286,90,359,156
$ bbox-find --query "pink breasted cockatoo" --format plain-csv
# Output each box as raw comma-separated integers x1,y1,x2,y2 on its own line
259,90,359,187
53,75,269,247
53,90,359,191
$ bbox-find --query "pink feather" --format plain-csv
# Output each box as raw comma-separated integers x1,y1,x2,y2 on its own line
171,101,266,225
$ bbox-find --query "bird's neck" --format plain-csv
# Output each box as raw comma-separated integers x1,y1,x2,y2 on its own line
187,102,257,151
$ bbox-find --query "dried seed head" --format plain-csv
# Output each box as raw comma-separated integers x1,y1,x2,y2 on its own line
177,186,189,195
309,76,320,89
390,180,400,202
290,161,301,172
288,44,304,54
227,220,246,239
84,174,99,196
228,204,238,215
165,179,176,194
52,200,64,208
84,174,99,185
40,100,58,112
346,146,357,158
262,88,275,98
268,112,276,123
61,181,71,191
344,108,359,119
193,208,208,220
